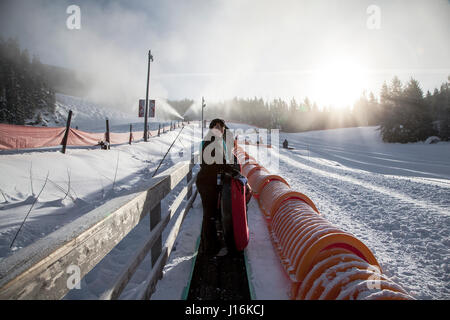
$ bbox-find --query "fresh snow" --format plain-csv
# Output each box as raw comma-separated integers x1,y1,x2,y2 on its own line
0,96,449,300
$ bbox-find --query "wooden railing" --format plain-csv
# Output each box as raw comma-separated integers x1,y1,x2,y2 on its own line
0,153,199,300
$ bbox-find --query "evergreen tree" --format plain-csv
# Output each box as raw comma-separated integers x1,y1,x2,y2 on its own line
0,38,56,125
380,81,390,105
379,77,436,142
401,78,434,141
353,92,369,126
368,92,379,125
379,80,397,142
391,76,403,98
439,77,450,140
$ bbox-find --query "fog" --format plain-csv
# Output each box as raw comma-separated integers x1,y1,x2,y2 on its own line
0,0,449,114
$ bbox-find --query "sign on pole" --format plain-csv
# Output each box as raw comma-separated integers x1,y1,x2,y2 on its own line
139,100,145,118
149,100,155,118
139,100,156,118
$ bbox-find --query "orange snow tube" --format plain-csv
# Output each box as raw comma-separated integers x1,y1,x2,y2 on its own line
258,182,320,218
243,165,269,181
235,145,412,300
249,174,290,198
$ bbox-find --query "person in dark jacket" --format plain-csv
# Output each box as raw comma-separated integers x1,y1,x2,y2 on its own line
196,119,230,257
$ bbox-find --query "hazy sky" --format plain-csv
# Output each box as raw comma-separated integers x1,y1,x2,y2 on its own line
1,0,449,113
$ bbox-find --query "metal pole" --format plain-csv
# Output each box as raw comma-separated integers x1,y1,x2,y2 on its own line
152,126,184,178
144,50,153,142
201,97,205,140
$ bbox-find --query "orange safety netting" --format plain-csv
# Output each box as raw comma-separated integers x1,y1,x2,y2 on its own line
66,128,105,146
0,123,182,151
0,124,66,150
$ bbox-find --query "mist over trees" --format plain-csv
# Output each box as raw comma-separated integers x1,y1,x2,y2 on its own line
171,76,450,143
0,37,56,125
0,38,90,126
1,38,448,142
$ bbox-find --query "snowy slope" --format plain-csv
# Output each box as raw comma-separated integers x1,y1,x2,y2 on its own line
255,127,450,299
1,110,449,299
0,94,198,259
154,125,449,300
55,94,167,133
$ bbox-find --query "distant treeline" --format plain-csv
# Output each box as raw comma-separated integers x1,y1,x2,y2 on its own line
170,76,450,143
378,76,450,143
0,38,89,125
2,38,448,142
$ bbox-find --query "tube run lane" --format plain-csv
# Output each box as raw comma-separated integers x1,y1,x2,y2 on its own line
187,249,250,300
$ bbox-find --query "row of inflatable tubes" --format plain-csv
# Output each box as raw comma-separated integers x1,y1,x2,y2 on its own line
233,145,414,300
0,123,182,150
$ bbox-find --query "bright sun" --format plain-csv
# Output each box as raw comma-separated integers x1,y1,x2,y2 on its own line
310,58,367,110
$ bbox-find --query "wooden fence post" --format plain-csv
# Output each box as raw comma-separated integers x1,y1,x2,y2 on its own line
150,203,162,275
105,119,110,150
186,156,193,201
129,124,133,145
61,110,73,154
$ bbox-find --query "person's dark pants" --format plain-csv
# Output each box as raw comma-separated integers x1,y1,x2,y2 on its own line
196,171,221,255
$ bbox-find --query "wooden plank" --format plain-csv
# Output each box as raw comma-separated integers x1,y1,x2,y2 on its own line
186,169,193,200
140,189,198,300
103,176,198,300
165,189,198,260
150,203,162,267
0,160,193,300
100,207,170,300
140,247,168,300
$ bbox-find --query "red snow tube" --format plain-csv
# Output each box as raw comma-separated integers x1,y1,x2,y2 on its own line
221,173,250,252
231,178,250,251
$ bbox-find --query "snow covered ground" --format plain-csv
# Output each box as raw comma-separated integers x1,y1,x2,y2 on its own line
0,128,199,259
0,95,206,300
252,127,450,299
1,94,449,300
153,125,450,300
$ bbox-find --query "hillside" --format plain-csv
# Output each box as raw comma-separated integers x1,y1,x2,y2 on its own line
0,38,55,125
